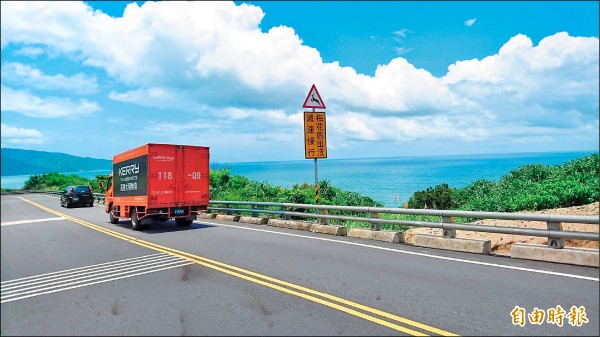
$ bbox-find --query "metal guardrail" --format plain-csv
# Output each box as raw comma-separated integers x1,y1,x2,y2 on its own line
208,200,599,248
3,191,598,248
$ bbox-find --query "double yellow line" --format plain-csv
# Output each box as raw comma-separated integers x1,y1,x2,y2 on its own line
18,197,458,336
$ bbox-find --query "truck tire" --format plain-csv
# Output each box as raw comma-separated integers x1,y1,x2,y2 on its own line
131,207,142,231
109,204,119,224
176,217,193,226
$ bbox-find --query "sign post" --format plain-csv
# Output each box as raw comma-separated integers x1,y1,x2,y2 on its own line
302,84,327,212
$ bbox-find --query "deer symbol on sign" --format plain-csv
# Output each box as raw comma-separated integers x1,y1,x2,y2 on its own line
310,93,320,105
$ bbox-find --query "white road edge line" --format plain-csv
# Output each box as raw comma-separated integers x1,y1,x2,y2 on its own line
205,221,599,282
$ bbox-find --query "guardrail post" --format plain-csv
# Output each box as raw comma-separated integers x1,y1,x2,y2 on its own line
321,209,330,225
370,212,381,231
547,222,564,249
281,206,291,220
226,204,233,215
442,216,456,238
252,205,258,217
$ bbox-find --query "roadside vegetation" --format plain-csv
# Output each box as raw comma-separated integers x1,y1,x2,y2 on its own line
3,153,597,231
407,153,599,212
4,172,109,193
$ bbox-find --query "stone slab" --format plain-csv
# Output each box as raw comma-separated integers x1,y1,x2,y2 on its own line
197,213,217,219
511,243,599,267
239,216,268,225
267,219,314,231
215,214,241,222
349,228,404,243
310,224,347,236
414,234,491,255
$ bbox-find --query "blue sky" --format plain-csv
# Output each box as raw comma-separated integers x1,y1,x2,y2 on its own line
1,1,598,163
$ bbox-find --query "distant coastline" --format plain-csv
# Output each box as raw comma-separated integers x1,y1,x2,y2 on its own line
1,147,111,176
1,170,112,190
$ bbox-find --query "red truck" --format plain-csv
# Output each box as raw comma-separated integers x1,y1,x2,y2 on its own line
100,143,210,230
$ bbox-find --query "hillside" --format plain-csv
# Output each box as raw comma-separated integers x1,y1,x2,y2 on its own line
1,148,111,176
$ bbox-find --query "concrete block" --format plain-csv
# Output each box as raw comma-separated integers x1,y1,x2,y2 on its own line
511,243,599,267
414,234,491,255
239,216,268,225
215,214,241,222
197,213,217,219
349,228,404,243
267,219,314,231
310,224,347,236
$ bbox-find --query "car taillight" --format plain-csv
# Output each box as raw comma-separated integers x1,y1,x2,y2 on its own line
69,187,74,196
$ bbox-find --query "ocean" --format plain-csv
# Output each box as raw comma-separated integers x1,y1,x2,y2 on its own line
1,170,112,191
216,151,595,206
2,151,595,207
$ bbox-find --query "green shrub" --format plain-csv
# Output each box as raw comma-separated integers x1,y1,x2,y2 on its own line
406,153,598,213
23,172,90,191
407,183,457,210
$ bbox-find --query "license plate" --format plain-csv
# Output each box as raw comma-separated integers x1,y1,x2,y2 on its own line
172,208,185,215
73,197,79,201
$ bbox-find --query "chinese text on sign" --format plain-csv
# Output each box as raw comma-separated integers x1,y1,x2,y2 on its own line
304,111,327,159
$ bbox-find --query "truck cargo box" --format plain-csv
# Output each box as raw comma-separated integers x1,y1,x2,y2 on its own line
112,143,210,209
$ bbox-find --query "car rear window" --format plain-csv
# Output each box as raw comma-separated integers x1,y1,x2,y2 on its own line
74,186,91,193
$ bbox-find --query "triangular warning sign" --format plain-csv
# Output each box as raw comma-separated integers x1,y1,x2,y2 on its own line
302,84,326,109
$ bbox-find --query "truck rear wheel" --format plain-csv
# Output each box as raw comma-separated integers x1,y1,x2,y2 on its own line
131,207,142,231
109,204,119,224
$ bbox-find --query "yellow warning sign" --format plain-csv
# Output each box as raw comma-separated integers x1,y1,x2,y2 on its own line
304,111,327,159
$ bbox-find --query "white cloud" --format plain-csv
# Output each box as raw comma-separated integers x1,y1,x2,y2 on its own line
1,1,456,114
441,32,599,137
443,33,599,108
1,62,98,94
0,85,101,118
0,1,92,51
393,28,411,38
330,112,489,143
364,58,465,112
0,123,45,144
0,1,597,160
108,87,205,111
464,18,476,27
14,46,46,57
394,47,413,55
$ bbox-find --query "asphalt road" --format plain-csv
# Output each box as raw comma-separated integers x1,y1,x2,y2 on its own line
1,194,598,336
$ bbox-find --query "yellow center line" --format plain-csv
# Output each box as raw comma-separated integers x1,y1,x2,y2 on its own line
17,196,459,336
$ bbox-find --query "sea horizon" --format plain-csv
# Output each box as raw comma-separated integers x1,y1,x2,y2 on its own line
1,148,596,169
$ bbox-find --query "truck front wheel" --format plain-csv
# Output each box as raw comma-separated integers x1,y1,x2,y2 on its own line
109,204,119,224
131,207,142,231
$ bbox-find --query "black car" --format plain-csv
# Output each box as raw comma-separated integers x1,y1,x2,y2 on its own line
60,185,95,208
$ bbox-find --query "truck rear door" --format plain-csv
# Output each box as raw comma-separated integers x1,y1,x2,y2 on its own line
147,145,178,207
180,146,210,206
